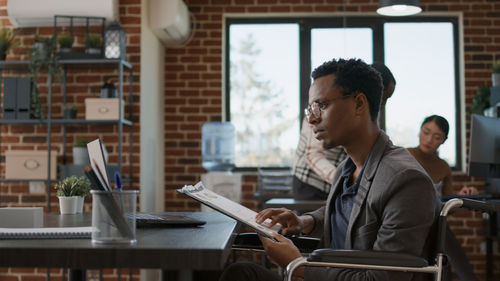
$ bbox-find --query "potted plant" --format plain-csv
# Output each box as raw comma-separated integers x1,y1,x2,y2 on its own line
55,176,91,214
29,34,61,120
0,25,19,60
63,103,78,119
85,34,102,55
58,33,73,53
32,35,52,60
470,86,490,115
73,138,90,165
492,59,500,87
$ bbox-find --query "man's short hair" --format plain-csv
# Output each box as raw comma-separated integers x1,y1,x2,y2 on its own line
311,58,383,121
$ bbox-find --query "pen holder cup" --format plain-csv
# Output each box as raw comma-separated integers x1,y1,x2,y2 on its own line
91,190,139,244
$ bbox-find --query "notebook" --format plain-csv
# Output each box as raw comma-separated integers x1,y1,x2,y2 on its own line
134,213,206,228
0,226,92,239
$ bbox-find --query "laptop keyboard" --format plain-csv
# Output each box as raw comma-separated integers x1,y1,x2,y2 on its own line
130,213,206,227
135,213,171,225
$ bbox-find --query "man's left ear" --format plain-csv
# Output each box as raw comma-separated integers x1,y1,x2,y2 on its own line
354,93,368,115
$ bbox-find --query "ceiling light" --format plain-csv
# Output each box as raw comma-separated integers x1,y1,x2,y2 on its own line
377,0,422,16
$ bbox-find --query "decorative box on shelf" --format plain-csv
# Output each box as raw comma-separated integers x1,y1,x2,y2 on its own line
5,150,58,180
85,98,124,120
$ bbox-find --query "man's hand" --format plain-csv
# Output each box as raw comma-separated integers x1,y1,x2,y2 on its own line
458,186,479,195
259,233,302,269
256,208,309,235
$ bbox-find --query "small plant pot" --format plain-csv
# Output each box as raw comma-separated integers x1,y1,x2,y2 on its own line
64,109,77,119
32,42,47,60
58,196,79,214
76,196,85,213
493,73,500,87
72,147,90,165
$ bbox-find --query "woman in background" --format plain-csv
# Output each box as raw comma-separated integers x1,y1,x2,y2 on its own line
408,115,478,196
409,115,479,281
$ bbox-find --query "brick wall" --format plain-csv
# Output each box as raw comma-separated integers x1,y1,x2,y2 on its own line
0,0,141,280
164,0,500,280
0,0,498,280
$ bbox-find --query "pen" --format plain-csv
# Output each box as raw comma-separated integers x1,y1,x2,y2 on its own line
115,171,122,191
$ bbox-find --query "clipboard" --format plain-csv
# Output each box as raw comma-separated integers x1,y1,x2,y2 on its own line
177,182,280,240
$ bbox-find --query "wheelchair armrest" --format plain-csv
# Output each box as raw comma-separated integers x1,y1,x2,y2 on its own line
461,198,500,212
233,232,320,253
308,249,429,268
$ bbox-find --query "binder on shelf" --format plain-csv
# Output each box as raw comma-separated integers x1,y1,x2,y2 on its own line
2,77,31,120
3,77,17,119
16,77,31,119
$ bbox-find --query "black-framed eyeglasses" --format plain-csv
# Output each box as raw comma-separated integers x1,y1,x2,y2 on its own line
304,93,356,122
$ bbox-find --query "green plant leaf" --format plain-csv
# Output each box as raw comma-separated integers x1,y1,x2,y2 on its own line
55,176,91,197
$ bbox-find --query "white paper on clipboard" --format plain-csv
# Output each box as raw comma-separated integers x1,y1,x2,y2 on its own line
87,138,111,191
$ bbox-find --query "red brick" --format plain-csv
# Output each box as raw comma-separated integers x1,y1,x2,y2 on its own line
270,6,291,12
127,6,141,15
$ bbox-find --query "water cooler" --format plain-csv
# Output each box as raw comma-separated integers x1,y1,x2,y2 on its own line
201,122,241,211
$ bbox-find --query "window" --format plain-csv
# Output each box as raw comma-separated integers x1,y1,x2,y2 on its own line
228,23,299,167
384,22,457,166
226,17,461,170
311,28,373,70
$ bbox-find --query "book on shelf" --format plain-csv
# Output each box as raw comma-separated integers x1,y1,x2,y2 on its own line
177,181,281,240
0,226,92,239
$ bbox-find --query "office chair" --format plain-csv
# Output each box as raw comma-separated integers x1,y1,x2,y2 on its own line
284,198,500,281
254,168,294,209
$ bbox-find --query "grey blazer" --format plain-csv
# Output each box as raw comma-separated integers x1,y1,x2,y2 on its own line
304,132,440,281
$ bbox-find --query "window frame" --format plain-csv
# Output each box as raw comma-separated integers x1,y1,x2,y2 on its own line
225,16,462,171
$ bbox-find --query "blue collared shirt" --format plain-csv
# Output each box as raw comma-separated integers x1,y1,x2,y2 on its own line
330,158,364,249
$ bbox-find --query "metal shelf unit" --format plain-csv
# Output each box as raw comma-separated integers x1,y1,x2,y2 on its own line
0,59,133,212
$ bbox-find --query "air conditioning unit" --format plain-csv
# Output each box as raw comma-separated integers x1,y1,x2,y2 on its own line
7,0,118,27
149,0,191,46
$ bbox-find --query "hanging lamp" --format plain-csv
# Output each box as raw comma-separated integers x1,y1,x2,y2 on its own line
377,0,422,16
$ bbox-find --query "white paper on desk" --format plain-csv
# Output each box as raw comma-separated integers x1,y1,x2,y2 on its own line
180,182,281,239
87,138,111,191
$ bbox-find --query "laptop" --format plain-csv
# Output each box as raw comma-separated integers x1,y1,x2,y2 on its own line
134,213,206,228
87,138,206,228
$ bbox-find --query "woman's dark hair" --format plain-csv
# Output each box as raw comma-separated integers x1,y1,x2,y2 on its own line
371,62,396,91
422,115,449,140
311,58,383,121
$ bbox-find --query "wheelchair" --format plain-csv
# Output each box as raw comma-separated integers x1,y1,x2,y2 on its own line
283,198,499,281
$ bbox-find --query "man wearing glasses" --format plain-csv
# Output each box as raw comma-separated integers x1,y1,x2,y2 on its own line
219,58,438,281
292,63,396,202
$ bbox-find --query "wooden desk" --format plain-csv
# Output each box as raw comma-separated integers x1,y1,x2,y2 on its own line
0,212,238,281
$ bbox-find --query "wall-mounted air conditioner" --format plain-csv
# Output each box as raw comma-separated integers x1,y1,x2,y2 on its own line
149,0,191,46
7,0,118,27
